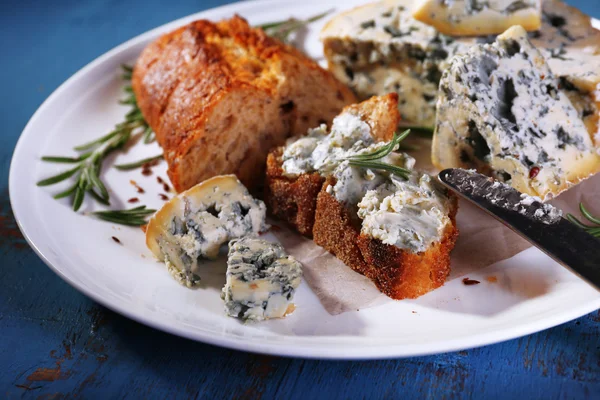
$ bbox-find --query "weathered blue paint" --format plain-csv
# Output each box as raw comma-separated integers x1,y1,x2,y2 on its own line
1,0,599,398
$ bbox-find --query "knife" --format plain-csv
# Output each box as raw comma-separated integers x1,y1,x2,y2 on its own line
438,168,600,291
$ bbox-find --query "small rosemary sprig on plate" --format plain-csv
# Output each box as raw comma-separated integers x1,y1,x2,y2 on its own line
346,129,412,179
566,202,600,238
37,65,155,211
92,206,156,226
115,154,164,171
258,9,333,44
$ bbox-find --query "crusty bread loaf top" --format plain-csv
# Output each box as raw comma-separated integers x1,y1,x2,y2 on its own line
133,16,356,192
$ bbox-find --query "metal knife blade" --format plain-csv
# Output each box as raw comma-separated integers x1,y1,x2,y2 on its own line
438,168,600,291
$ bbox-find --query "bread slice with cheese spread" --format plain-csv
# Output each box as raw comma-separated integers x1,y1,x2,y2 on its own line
133,16,356,193
265,93,399,236
412,0,542,37
266,94,459,299
432,25,600,200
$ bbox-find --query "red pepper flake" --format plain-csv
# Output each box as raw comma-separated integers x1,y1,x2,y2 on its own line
462,277,480,286
163,183,171,192
128,197,139,203
486,276,498,283
141,168,152,176
159,194,169,201
156,176,164,184
129,180,145,193
111,236,122,244
529,166,540,179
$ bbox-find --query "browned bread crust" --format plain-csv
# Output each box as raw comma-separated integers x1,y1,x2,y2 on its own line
313,180,459,300
264,93,399,236
133,16,356,192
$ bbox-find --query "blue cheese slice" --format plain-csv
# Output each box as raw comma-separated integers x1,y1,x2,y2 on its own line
412,0,542,37
145,175,268,287
221,237,302,322
432,25,600,200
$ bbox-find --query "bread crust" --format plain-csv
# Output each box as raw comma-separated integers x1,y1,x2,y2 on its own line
313,178,459,300
133,16,356,192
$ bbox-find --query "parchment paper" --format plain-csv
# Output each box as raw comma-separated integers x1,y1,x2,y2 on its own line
272,136,600,315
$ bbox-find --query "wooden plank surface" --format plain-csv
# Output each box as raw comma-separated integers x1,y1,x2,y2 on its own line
1,0,599,398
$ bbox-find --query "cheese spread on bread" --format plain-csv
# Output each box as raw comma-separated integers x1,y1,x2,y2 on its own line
358,173,452,253
145,175,268,287
222,237,302,322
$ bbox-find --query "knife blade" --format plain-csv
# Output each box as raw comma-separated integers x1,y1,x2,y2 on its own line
438,168,600,291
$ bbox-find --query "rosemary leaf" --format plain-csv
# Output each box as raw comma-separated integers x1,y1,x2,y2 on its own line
347,129,410,162
115,154,164,170
397,123,435,136
567,202,600,238
53,183,78,200
37,165,82,186
92,205,156,226
42,153,92,163
348,160,411,179
259,9,333,44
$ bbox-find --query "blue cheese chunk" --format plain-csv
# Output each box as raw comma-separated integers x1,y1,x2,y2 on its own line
357,173,453,253
412,0,542,36
221,237,302,322
146,175,268,287
432,25,600,200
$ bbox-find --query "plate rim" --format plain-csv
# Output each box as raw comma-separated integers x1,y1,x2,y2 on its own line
9,0,600,359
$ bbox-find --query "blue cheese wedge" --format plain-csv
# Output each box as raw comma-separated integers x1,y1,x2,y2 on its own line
321,0,600,131
321,0,470,127
145,175,268,287
357,173,453,253
221,237,302,322
412,0,542,36
432,25,600,200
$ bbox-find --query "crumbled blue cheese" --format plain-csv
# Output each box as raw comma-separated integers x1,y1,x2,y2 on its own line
432,25,600,200
357,173,453,253
145,175,268,288
412,0,542,36
221,237,302,322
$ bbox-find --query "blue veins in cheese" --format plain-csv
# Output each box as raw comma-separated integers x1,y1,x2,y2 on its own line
145,175,268,288
222,237,302,322
432,25,600,200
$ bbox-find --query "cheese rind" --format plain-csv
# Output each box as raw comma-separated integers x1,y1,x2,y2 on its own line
432,26,600,200
412,0,542,37
221,237,302,322
145,175,268,287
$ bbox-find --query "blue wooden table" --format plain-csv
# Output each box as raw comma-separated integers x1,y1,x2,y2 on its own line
2,0,600,398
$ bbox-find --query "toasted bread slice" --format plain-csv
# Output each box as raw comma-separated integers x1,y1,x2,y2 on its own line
133,16,356,192
265,93,399,236
313,176,458,300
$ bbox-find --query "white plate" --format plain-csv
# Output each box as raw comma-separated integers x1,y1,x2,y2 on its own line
10,0,600,359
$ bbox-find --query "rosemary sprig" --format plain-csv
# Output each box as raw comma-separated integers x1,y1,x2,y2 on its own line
346,129,412,179
115,154,164,171
258,9,333,44
566,203,600,238
397,123,435,136
37,65,155,212
92,206,156,226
